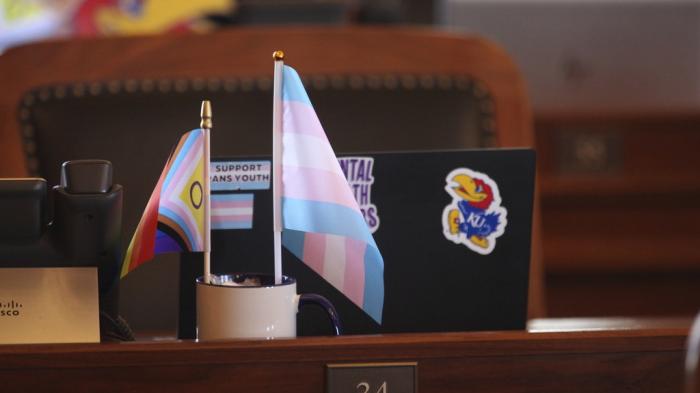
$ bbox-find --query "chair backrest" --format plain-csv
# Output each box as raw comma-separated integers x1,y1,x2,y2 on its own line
0,26,543,330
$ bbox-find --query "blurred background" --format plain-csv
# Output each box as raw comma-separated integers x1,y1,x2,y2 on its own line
2,0,699,330
4,0,700,112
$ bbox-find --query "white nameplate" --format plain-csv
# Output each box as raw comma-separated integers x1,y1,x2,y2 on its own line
0,267,100,344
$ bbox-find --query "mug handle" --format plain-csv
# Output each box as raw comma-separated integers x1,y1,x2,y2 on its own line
299,294,343,336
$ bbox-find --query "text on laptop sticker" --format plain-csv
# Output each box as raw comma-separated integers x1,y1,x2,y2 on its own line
339,157,380,233
442,168,508,255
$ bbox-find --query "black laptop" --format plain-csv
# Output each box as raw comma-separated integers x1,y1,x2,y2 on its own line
180,148,535,336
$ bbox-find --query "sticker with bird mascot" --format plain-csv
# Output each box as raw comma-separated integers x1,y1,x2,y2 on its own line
442,168,507,255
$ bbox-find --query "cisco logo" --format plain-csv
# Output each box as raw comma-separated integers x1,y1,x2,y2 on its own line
0,300,22,317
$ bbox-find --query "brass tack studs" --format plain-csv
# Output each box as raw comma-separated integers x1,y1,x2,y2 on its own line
383,75,398,90
141,79,154,92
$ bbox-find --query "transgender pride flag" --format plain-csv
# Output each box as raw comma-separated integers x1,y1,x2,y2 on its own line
211,193,254,230
278,65,384,323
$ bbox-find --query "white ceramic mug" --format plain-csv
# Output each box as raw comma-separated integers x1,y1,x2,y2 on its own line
196,273,341,340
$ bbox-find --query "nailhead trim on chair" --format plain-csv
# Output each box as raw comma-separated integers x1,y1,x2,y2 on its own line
17,75,495,176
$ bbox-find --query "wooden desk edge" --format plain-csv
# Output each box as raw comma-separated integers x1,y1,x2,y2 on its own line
0,328,688,370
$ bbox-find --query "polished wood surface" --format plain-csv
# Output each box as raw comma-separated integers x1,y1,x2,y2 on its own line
0,323,689,393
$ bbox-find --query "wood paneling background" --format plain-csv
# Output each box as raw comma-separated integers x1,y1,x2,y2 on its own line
536,112,700,316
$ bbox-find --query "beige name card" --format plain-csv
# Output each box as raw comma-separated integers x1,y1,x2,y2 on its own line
326,362,417,393
0,267,99,344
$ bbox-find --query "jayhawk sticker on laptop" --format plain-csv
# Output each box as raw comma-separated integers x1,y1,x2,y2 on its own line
442,168,508,255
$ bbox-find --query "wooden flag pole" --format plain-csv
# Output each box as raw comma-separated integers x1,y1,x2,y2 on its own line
272,50,285,285
201,100,212,284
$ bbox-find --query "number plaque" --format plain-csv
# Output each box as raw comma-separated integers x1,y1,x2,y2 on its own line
326,362,417,393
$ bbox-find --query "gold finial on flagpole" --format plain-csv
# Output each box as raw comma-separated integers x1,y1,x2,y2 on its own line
200,100,212,129
273,50,285,61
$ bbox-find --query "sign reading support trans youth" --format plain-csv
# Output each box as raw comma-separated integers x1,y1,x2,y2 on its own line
211,161,271,191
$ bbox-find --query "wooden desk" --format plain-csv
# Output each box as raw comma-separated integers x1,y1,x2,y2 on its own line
0,321,689,393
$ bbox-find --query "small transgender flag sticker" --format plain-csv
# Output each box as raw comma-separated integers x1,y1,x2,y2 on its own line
211,193,254,230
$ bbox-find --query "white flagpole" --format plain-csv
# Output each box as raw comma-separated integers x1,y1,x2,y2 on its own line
272,51,285,285
201,100,212,284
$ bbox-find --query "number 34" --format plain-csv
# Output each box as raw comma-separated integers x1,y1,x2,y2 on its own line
357,381,387,393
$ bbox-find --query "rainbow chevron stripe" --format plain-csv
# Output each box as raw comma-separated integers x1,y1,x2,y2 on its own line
280,65,385,323
121,129,206,278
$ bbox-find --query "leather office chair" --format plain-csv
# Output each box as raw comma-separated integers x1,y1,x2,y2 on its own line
0,26,544,331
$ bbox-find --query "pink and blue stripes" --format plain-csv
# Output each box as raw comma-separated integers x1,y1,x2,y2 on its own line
280,65,384,323
211,193,254,229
